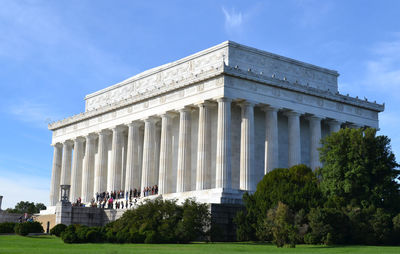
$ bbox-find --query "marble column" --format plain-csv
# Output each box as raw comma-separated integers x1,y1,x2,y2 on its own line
158,114,173,194
70,137,84,202
60,140,73,186
141,118,156,192
49,143,62,206
328,120,342,133
309,116,322,170
239,102,255,192
176,108,192,192
81,134,96,203
153,123,161,187
196,102,211,190
264,107,279,174
216,98,232,189
107,126,124,193
125,122,142,193
94,130,110,195
286,111,301,167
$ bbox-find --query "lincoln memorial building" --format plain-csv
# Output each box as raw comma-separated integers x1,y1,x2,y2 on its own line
47,41,384,208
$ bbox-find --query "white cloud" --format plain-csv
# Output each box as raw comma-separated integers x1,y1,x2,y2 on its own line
0,173,49,210
360,35,400,158
222,7,243,28
364,36,400,95
0,1,134,83
292,0,334,28
7,99,64,129
222,7,243,34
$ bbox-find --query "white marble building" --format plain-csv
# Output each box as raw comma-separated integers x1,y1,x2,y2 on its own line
47,41,384,207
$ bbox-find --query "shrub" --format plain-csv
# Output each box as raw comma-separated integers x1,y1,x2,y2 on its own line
106,198,210,244
61,225,78,244
306,207,350,245
50,224,67,237
86,227,105,243
75,225,90,243
236,165,322,241
14,221,43,236
0,222,16,234
264,202,297,248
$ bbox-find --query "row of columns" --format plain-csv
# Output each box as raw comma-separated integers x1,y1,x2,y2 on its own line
49,98,345,206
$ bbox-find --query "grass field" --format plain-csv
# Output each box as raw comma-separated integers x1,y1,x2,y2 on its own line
1,235,400,254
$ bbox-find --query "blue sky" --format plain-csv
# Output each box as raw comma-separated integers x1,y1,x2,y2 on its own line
1,0,399,209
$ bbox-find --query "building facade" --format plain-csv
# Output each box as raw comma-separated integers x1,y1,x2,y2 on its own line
47,41,384,207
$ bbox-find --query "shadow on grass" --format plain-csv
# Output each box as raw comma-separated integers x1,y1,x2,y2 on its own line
27,235,55,240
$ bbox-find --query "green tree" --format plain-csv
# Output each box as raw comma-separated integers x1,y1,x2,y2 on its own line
5,201,46,214
319,128,400,212
262,202,297,248
235,164,322,241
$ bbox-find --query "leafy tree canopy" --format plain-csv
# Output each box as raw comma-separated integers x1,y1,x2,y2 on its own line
253,164,323,213
235,164,322,241
5,201,46,214
319,128,400,212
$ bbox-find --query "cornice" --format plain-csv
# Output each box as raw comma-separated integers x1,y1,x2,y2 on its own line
48,63,383,131
48,64,225,130
223,65,384,112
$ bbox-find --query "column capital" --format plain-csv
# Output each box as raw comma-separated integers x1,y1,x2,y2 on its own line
85,133,97,141
284,110,303,117
347,122,363,129
237,100,256,108
215,97,232,103
97,129,112,136
127,120,144,128
111,125,127,133
306,115,324,121
327,119,343,126
177,106,194,113
142,116,159,124
62,140,74,147
74,136,86,143
261,105,280,112
51,142,63,148
195,100,216,108
159,111,179,119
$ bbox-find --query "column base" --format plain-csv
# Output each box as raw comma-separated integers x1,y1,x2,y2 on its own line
140,188,246,205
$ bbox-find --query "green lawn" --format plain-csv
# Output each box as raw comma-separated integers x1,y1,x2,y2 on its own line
0,235,400,254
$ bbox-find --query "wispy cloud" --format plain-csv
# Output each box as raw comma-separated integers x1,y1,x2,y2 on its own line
360,35,400,158
7,99,64,129
222,6,243,33
364,35,400,95
0,1,134,84
0,173,49,209
292,0,334,28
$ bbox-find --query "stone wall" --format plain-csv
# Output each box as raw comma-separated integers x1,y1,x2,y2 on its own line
0,211,23,223
210,203,244,241
51,203,243,241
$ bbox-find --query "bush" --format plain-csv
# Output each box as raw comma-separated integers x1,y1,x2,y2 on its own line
86,227,105,243
306,207,350,245
264,202,297,248
61,225,78,244
14,221,44,236
50,224,67,237
236,165,322,241
106,197,210,244
0,222,17,234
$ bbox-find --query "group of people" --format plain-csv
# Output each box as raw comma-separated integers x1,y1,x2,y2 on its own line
70,186,159,210
142,185,158,197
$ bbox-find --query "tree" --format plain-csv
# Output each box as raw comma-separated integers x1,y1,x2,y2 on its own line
262,202,297,248
235,164,322,241
319,128,400,212
6,201,47,214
